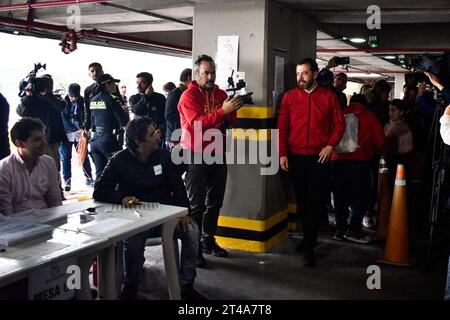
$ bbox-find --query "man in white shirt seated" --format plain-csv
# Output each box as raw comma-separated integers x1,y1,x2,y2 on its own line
0,117,62,215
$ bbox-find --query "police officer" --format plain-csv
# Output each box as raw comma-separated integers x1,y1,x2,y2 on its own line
89,74,129,180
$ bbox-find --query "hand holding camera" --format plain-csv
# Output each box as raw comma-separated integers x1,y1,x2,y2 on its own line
222,96,243,114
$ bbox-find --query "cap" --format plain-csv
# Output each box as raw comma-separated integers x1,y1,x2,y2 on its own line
97,74,120,86
68,83,81,97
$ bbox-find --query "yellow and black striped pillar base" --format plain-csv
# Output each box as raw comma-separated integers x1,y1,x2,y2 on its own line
216,209,289,253
287,203,301,232
216,105,289,253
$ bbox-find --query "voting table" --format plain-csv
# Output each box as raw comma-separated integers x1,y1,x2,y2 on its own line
0,200,188,300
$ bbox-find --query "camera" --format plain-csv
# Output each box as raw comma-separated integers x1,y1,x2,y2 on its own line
335,56,350,66
225,70,253,105
404,53,450,88
18,62,46,97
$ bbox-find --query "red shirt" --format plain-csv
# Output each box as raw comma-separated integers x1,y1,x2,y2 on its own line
278,84,345,156
178,81,236,152
332,102,385,161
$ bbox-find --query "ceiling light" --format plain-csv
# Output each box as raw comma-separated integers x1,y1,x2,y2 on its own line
350,38,366,43
384,56,396,60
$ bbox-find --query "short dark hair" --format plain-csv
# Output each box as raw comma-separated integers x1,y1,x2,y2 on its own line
195,55,214,69
136,72,153,85
335,73,348,81
180,68,192,82
350,94,368,106
390,99,407,111
298,58,319,72
88,62,102,70
125,118,158,153
163,82,176,92
10,117,45,147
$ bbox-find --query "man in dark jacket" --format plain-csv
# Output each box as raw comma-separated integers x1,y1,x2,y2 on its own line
165,68,192,148
93,117,204,300
278,58,345,267
60,83,93,190
17,76,67,170
129,72,166,135
0,92,10,160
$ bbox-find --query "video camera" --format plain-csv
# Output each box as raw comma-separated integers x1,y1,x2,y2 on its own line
18,63,46,97
225,70,253,105
404,53,450,88
335,56,350,66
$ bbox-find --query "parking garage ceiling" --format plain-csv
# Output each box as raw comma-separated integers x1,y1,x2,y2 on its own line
0,0,449,81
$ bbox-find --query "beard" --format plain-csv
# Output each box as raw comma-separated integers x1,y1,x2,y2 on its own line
203,80,214,90
297,79,314,90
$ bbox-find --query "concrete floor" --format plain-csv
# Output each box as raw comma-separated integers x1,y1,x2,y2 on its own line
65,156,448,300
138,230,448,300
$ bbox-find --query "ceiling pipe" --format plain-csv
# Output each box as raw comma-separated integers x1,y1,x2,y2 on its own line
0,16,192,54
334,70,407,74
0,0,113,12
317,48,449,53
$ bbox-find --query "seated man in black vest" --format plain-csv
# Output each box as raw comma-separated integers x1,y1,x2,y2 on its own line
93,117,204,300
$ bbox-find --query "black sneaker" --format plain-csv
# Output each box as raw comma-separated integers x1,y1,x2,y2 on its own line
64,181,71,192
117,283,138,300
85,178,95,187
180,283,207,300
303,251,316,268
202,238,228,257
344,230,370,244
333,230,345,241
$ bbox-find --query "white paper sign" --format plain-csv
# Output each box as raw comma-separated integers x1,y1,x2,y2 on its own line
216,35,239,90
29,257,76,300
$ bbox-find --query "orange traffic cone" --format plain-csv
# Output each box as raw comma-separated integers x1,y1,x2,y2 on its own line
377,164,414,266
375,157,391,239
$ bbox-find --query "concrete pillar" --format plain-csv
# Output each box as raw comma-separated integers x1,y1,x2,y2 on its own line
193,0,317,252
394,74,405,99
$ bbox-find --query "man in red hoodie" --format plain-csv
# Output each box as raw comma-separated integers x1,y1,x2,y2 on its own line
178,55,242,265
331,94,385,244
278,58,345,267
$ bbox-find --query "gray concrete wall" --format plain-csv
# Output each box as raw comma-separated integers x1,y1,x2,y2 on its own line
266,1,317,103
193,0,267,105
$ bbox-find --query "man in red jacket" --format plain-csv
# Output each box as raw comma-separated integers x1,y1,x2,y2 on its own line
178,54,242,265
278,58,345,267
331,94,385,244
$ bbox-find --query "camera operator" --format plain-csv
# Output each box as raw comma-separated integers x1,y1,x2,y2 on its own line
17,77,67,171
424,72,450,105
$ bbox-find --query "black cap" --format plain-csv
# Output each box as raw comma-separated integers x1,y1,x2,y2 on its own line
68,83,81,97
97,74,120,86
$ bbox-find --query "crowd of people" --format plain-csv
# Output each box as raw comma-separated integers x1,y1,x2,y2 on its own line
0,53,449,299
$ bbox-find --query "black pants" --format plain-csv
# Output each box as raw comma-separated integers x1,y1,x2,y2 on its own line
332,160,371,233
185,152,227,241
288,153,330,251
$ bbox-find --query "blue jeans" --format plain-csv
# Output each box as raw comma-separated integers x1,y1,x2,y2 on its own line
123,221,199,286
59,140,92,182
90,133,120,180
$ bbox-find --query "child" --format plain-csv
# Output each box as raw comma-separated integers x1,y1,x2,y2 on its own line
384,99,413,187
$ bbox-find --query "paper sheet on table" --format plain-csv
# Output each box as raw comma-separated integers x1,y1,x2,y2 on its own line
82,218,132,234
